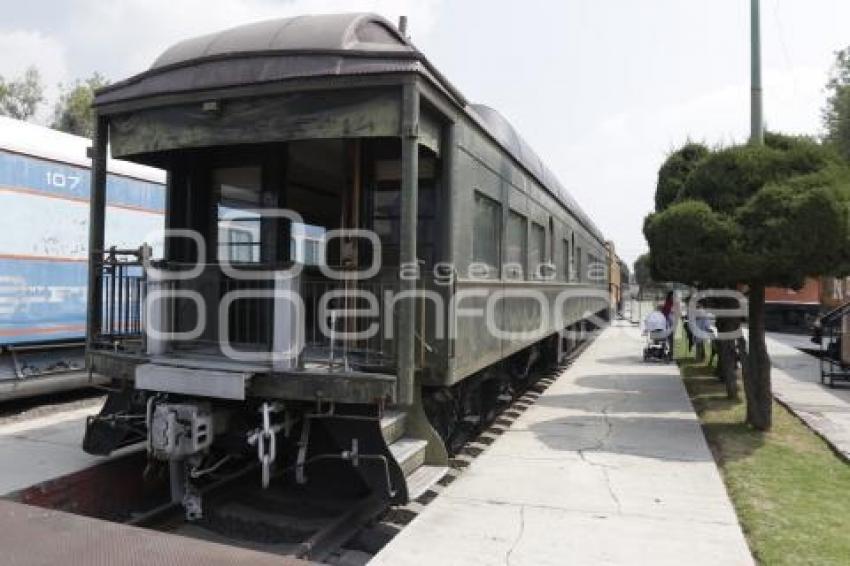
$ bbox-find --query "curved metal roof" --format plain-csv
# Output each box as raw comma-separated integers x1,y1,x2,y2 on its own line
95,12,604,244
469,105,604,242
95,13,464,108
151,13,413,69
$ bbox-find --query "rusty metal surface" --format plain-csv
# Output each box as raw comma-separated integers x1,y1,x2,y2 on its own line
250,370,395,404
0,499,309,566
109,89,403,159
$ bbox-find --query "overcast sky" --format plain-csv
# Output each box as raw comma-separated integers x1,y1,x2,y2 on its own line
2,0,849,267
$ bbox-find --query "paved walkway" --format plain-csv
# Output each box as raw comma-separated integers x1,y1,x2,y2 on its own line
372,323,753,566
766,333,850,460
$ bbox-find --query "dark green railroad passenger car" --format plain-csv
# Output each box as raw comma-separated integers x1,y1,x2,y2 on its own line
84,13,611,516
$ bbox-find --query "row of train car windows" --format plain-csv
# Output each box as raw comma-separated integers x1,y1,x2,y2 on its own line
472,190,602,282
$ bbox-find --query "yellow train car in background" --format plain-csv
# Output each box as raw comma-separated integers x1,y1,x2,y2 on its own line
606,241,626,318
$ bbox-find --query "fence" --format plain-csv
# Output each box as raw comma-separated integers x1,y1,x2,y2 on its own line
300,271,400,367
97,258,444,370
99,248,146,343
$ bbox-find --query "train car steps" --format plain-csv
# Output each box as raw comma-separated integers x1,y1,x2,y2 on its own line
380,410,407,445
388,437,427,477
378,408,449,501
404,465,448,501
382,412,448,501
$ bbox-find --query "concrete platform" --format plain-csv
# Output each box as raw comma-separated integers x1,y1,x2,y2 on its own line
766,333,850,461
0,402,126,495
0,499,306,566
371,323,753,566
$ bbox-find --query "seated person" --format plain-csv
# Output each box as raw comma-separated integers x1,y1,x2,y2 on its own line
692,306,715,363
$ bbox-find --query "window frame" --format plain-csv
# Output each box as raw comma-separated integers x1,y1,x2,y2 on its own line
505,209,528,280
529,221,546,280
214,165,264,264
576,245,583,282
472,190,502,279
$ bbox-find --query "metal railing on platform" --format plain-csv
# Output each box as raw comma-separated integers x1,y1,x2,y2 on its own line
301,273,400,367
99,247,146,342
97,259,416,370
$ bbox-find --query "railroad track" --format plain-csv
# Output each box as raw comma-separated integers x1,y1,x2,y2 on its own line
9,450,387,563
134,472,388,562
4,339,592,565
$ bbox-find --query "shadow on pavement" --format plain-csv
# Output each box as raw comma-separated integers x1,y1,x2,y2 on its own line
526,413,714,463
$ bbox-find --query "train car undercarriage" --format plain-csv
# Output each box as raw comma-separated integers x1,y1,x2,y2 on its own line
84,320,593,521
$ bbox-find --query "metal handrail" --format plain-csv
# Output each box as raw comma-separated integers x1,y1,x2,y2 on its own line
98,246,147,344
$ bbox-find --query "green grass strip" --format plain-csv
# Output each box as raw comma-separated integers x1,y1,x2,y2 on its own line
676,334,850,565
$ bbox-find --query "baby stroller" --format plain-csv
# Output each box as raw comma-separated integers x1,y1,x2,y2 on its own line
643,329,671,362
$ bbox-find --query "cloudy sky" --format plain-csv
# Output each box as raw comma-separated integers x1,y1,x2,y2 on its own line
2,0,849,266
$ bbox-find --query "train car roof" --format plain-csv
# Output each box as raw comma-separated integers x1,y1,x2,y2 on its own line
151,12,414,67
468,104,604,242
95,13,461,107
0,116,166,184
94,12,603,243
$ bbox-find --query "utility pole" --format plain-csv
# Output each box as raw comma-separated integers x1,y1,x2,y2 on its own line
750,0,764,145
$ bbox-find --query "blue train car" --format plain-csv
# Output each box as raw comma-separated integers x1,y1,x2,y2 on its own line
0,116,164,399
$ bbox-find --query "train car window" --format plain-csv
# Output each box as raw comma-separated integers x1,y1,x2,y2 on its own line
372,157,437,267
571,234,577,281
291,223,326,265
529,222,546,279
589,254,607,282
215,166,262,263
505,210,527,280
563,238,570,281
548,217,555,264
472,191,501,278
223,227,256,262
576,246,583,282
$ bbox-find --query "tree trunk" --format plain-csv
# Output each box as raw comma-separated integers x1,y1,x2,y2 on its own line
743,284,772,430
695,340,705,362
715,319,739,400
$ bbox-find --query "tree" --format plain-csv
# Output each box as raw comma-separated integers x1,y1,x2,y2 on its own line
654,142,709,211
0,66,44,121
633,253,654,291
824,47,850,162
645,135,850,430
52,73,109,138
618,259,630,288
643,199,743,400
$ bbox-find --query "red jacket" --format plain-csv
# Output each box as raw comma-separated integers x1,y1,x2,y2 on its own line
661,297,674,319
